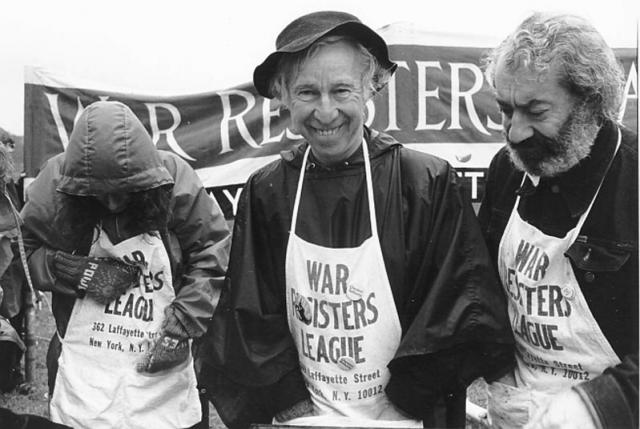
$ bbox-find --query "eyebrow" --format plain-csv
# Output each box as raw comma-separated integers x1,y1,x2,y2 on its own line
496,97,550,109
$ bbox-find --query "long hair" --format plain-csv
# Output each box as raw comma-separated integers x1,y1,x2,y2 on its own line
484,13,624,123
56,184,173,249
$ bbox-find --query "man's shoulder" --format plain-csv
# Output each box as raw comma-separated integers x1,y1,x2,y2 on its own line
28,153,65,195
619,125,638,159
371,129,452,175
246,157,289,189
398,146,452,174
157,150,192,175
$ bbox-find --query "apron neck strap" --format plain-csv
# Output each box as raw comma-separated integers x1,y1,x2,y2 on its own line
573,126,622,233
290,138,378,238
290,146,311,236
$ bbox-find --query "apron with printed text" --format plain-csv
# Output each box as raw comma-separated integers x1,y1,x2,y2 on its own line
50,229,201,429
282,140,422,427
488,131,622,428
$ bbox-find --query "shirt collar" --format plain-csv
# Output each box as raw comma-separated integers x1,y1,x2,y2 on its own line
517,120,618,218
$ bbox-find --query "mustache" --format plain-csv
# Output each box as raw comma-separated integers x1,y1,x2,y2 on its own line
505,128,562,157
503,127,565,176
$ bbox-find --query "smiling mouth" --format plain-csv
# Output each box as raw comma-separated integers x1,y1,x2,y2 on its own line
311,125,342,136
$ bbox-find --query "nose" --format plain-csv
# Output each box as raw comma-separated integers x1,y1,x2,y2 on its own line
313,93,339,123
505,111,533,144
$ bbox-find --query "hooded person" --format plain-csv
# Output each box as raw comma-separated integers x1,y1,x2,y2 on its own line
197,10,515,428
20,100,230,429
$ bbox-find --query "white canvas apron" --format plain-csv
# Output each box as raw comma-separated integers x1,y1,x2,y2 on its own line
488,131,622,428
50,229,201,429
282,140,422,427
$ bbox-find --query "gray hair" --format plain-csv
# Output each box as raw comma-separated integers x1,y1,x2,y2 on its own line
269,35,392,103
484,12,625,122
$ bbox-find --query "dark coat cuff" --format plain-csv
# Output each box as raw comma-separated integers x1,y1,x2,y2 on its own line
573,373,635,429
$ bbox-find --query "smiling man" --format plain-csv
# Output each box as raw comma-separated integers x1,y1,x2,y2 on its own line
479,12,638,429
198,11,515,429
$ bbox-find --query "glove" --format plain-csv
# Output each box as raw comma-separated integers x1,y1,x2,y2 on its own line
136,333,189,373
160,305,191,339
53,251,142,303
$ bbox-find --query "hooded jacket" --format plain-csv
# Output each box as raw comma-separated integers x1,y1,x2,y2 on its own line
20,101,230,389
198,128,515,428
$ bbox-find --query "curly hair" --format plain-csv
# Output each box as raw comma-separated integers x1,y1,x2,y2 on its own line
269,34,393,103
484,13,625,122
57,184,173,249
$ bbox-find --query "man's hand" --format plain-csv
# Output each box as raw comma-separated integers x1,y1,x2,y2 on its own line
274,398,316,423
525,389,597,429
136,333,189,373
52,251,142,303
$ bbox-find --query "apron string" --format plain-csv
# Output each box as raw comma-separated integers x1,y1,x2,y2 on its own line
289,138,378,239
573,127,622,233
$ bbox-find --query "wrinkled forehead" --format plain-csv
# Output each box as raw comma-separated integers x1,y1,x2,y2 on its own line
284,37,368,80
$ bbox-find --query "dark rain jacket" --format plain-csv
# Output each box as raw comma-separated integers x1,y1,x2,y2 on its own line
20,101,230,391
478,120,638,428
198,128,515,428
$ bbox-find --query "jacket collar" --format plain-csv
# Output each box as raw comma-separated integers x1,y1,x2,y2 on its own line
280,127,401,170
518,120,619,218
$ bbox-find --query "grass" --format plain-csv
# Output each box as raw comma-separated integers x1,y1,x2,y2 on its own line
0,294,488,428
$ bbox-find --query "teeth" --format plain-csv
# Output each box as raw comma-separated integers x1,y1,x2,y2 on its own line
315,126,339,136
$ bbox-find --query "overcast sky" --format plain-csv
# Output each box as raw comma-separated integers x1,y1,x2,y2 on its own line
1,0,637,135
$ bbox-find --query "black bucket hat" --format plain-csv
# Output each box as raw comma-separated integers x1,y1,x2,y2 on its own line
253,11,397,98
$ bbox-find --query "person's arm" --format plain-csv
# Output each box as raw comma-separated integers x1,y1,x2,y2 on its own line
20,156,80,296
386,159,515,419
559,355,638,429
202,166,309,428
162,154,231,339
24,244,76,296
524,356,638,429
574,355,639,428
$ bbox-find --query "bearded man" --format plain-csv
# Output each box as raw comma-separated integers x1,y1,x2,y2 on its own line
479,12,638,429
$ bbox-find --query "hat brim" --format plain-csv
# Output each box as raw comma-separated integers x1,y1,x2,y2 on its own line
254,21,397,98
